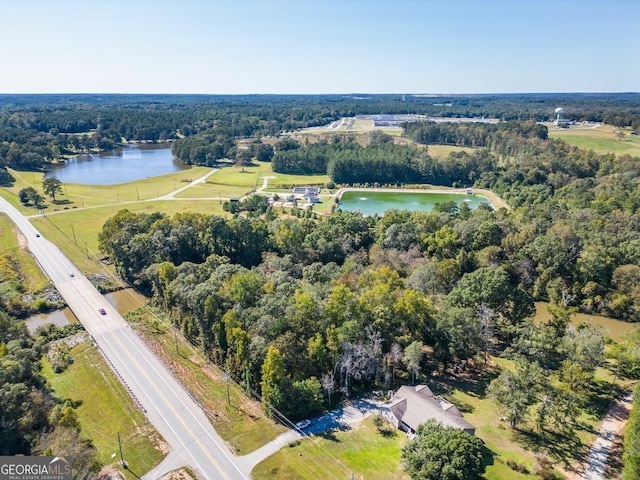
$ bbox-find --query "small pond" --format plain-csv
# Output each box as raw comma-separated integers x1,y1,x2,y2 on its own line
25,288,148,333
44,144,190,185
337,190,492,216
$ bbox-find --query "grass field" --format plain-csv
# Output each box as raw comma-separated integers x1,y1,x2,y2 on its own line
129,308,287,455
4,166,212,213
42,339,166,475
0,213,50,292
176,162,329,199
252,416,408,480
547,124,640,156
427,144,476,157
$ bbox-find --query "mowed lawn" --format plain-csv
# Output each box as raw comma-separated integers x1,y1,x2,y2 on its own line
42,340,166,475
548,124,640,156
252,417,408,480
176,162,328,199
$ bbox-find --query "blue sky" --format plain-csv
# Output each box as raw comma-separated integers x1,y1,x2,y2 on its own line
0,0,637,94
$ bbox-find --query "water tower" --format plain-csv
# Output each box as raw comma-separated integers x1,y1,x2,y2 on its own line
555,107,564,125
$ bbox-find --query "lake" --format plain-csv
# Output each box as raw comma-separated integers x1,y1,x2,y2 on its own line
44,143,190,185
337,190,492,216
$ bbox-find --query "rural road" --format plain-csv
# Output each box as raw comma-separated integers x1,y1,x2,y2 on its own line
0,196,248,480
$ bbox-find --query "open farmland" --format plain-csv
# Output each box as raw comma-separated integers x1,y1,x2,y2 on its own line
547,123,640,156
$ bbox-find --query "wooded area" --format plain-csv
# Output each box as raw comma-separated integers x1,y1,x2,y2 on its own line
2,93,640,477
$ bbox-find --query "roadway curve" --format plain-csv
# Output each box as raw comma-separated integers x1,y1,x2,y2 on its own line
0,196,247,480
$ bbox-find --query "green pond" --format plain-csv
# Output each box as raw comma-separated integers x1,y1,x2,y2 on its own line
337,190,492,216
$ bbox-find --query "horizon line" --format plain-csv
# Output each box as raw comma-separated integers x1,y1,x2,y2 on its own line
1,91,639,96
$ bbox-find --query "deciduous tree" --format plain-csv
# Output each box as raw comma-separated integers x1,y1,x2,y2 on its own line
401,419,486,480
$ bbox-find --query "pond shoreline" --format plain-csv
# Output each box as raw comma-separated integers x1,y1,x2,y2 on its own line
335,185,510,211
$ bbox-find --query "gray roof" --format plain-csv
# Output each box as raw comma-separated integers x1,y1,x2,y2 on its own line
387,385,475,433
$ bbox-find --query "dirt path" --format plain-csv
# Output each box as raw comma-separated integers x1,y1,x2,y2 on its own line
561,393,633,480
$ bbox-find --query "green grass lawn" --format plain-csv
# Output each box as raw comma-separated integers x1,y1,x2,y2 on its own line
42,340,166,475
548,124,640,156
176,162,329,199
128,308,287,455
252,416,408,480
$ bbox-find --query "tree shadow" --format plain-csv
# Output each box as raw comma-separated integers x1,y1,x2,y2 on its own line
512,427,588,468
583,379,626,419
482,445,496,469
378,427,398,439
317,430,342,443
428,364,500,400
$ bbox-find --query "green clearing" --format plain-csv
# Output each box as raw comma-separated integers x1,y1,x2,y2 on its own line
128,308,287,455
0,213,50,292
547,124,640,156
427,144,476,157
252,416,408,480
42,340,166,475
176,162,329,199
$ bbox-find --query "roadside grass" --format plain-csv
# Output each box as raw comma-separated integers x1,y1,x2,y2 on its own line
42,340,166,475
548,124,640,156
0,213,50,292
252,416,408,480
127,307,286,455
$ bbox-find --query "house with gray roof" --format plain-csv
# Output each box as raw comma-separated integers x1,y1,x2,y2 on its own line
382,385,476,436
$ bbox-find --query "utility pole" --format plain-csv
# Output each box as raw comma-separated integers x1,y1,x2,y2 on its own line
118,432,128,470
224,370,231,406
70,224,77,245
174,331,178,355
136,187,139,200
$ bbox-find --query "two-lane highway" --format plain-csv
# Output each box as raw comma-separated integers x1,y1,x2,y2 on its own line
0,197,247,480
